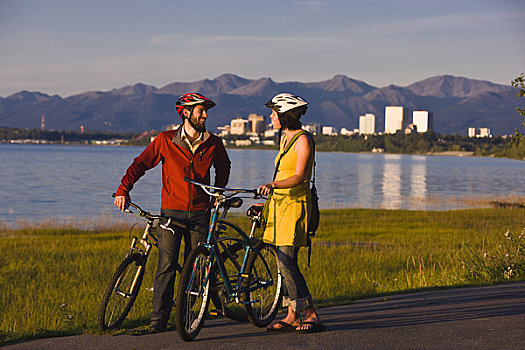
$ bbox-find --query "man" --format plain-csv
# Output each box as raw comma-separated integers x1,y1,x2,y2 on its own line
114,93,231,333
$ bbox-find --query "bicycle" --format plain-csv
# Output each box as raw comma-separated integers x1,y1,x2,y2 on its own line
98,194,248,330
175,177,283,341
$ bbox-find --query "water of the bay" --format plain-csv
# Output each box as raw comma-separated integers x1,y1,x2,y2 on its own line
1,143,524,224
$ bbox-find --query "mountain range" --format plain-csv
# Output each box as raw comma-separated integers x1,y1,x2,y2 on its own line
0,74,521,135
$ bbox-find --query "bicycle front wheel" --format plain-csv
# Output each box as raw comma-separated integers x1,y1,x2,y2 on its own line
175,245,212,341
98,252,145,330
243,243,283,327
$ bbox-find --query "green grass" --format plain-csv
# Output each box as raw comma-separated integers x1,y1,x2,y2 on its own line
1,208,524,344
307,208,525,305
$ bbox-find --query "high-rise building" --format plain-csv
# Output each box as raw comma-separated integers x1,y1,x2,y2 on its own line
478,128,491,137
303,123,321,134
217,125,230,137
469,127,491,138
230,118,250,135
248,114,266,134
412,111,433,133
384,106,407,134
359,113,376,135
322,126,338,135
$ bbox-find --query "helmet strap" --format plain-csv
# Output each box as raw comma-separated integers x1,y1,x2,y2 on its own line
184,105,206,133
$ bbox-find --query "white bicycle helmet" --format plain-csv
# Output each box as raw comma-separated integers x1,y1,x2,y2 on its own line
265,93,308,113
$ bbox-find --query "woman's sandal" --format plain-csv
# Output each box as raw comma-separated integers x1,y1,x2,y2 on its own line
267,320,298,332
296,321,326,333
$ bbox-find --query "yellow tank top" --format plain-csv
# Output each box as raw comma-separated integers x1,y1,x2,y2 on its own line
262,131,313,246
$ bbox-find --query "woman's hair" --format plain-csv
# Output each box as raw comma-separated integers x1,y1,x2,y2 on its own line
278,106,307,130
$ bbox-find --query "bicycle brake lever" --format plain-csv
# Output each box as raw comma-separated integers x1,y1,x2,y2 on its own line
252,189,265,200
160,218,176,235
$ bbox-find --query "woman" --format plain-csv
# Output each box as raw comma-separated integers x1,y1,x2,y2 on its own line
258,93,325,333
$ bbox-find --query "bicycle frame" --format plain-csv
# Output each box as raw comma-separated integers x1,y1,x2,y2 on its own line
183,178,272,305
207,219,252,303
100,195,190,330
121,198,181,254
116,200,180,295
127,221,154,257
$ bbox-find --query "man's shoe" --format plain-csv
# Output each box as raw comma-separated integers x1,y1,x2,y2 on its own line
148,320,166,333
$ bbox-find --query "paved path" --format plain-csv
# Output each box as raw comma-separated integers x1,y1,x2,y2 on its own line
4,282,525,350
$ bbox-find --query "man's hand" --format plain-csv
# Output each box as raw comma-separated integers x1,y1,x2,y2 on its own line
114,195,129,212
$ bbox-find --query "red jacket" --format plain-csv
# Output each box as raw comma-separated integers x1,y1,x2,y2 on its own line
116,127,231,211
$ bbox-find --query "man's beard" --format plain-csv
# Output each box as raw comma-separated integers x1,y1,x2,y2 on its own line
188,115,206,132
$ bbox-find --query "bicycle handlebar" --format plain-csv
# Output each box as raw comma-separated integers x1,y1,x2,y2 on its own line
112,193,161,219
183,177,262,199
111,193,183,230
112,177,265,226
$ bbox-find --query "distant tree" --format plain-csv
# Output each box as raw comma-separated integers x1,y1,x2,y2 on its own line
504,73,525,158
511,73,525,126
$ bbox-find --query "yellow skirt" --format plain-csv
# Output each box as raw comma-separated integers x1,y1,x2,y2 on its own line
262,186,310,247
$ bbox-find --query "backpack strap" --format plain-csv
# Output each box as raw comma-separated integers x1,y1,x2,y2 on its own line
309,134,316,186
272,130,308,181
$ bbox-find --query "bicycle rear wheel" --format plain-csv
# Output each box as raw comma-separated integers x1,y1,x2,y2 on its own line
175,245,212,341
98,252,145,330
242,242,283,327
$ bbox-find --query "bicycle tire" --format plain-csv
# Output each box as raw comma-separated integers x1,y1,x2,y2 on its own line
210,236,249,322
242,242,283,327
98,252,145,330
175,245,212,341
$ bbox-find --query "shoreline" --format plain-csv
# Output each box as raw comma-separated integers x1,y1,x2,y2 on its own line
2,200,524,232
3,141,521,160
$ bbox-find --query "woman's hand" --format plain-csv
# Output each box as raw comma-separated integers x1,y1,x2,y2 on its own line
258,182,275,196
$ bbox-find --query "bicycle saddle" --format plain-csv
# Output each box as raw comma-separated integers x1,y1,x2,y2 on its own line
246,203,264,217
223,198,243,210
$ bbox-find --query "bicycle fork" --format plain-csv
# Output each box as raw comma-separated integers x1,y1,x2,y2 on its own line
116,223,153,297
186,251,214,300
114,264,144,298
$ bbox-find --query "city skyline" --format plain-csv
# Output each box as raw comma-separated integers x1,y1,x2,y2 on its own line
218,104,436,140
1,0,524,97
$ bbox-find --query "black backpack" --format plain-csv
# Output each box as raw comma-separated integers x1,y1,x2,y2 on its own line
306,136,319,267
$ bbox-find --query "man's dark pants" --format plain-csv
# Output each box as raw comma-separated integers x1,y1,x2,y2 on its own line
151,209,209,326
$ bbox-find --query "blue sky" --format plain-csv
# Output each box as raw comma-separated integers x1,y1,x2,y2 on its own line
0,0,524,97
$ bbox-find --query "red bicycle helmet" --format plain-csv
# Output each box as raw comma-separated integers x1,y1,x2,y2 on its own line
175,93,216,116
